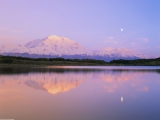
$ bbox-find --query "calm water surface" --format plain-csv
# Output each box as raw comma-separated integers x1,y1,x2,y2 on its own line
0,66,160,120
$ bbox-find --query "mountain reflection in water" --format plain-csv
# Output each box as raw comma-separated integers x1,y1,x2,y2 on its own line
0,66,160,94
0,72,87,94
0,66,160,120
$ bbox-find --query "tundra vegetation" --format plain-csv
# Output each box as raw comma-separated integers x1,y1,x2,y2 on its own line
0,55,160,66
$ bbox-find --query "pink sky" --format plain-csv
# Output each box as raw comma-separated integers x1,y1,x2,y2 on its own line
0,0,160,57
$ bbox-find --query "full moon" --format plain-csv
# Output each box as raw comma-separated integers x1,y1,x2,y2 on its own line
121,28,123,31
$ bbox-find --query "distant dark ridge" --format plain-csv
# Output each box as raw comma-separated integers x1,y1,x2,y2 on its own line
0,55,105,62
110,58,160,66
1,52,140,62
0,55,160,66
0,55,107,65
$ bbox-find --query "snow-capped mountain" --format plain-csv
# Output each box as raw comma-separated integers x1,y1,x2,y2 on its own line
0,35,91,56
23,35,92,56
0,35,145,61
92,48,146,61
95,47,144,58
0,43,26,53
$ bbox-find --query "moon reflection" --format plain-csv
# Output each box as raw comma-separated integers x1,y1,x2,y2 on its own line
121,97,124,102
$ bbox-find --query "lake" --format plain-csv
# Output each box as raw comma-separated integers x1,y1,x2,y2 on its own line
0,66,160,120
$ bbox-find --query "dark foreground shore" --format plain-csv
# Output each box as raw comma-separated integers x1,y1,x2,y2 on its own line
0,55,160,66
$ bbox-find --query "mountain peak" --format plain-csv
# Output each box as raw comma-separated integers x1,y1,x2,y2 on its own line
47,35,61,40
47,35,69,41
21,35,91,56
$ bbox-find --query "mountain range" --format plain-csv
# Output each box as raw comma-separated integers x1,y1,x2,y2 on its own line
0,35,145,61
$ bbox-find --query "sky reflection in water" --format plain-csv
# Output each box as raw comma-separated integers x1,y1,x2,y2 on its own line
0,66,160,120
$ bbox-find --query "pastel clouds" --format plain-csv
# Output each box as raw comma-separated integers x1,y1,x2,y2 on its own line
104,36,118,44
140,86,149,92
0,35,24,45
0,26,24,33
107,36,115,40
0,26,25,45
131,42,136,45
137,38,149,42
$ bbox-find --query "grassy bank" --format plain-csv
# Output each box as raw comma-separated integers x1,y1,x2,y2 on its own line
0,55,160,66
0,56,108,66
